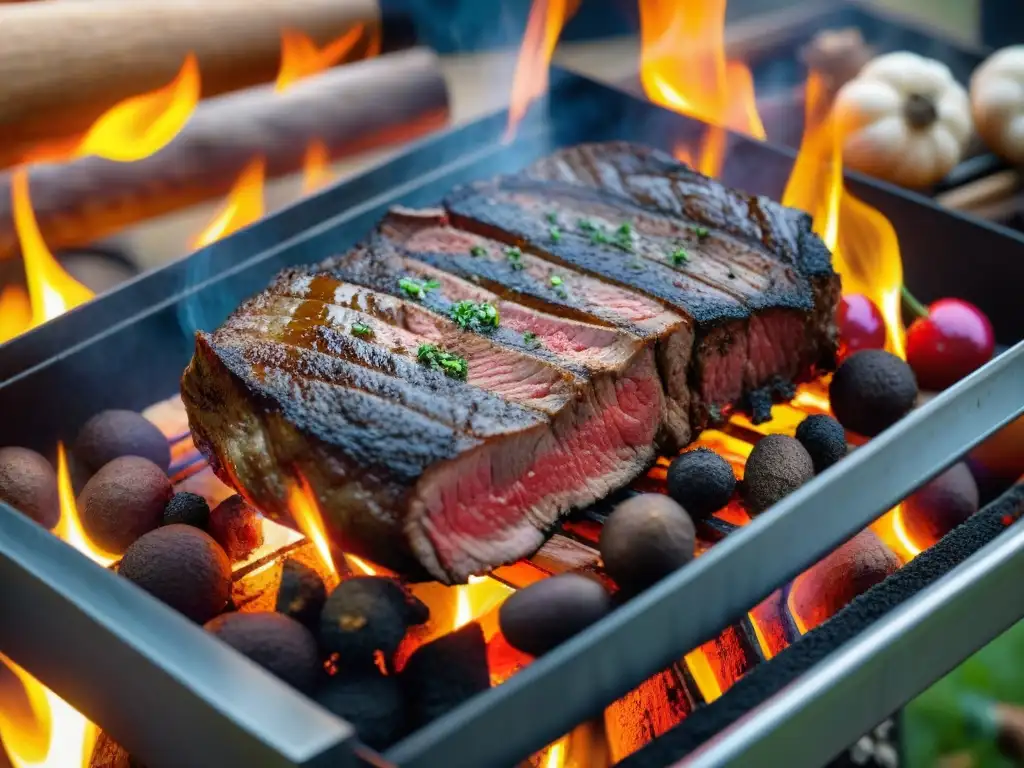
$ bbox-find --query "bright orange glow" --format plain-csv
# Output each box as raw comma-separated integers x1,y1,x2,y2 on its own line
542,736,569,768
345,554,376,576
190,157,266,249
683,649,723,703
301,139,333,194
76,54,200,163
11,169,95,333
505,0,582,138
638,0,765,177
747,612,775,660
782,72,906,357
453,576,514,631
285,474,336,577
871,505,921,564
0,286,32,344
0,653,98,768
276,25,367,91
52,444,118,568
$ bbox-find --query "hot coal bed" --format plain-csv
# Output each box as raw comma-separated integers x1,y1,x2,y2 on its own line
0,69,1022,768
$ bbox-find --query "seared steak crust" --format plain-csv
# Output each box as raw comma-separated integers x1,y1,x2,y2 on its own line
182,142,839,582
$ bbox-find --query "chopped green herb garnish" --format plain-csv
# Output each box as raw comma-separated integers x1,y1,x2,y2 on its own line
692,225,709,239
577,219,597,232
617,222,633,236
398,276,440,300
549,275,563,287
450,300,499,332
549,226,561,243
546,212,559,224
506,246,524,270
670,248,690,265
523,331,542,349
416,344,468,380
590,230,610,245
470,245,486,257
351,322,373,337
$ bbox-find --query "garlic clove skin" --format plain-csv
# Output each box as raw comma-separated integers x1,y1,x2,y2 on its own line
834,51,972,189
971,45,1024,165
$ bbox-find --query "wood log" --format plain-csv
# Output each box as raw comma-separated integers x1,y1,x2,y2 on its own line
0,47,449,264
0,0,389,167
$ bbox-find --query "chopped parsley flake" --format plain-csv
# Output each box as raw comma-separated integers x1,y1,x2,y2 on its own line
549,226,561,243
617,223,633,236
591,230,610,245
470,245,486,257
351,322,373,337
577,219,597,232
546,212,559,224
416,344,468,380
523,331,542,349
450,300,499,332
549,275,563,287
505,246,524,270
671,248,690,265
398,277,440,300
692,225,709,238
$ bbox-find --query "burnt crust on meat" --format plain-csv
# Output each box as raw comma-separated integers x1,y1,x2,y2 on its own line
181,141,840,583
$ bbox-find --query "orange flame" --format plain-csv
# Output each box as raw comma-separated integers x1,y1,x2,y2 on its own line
11,169,95,331
782,72,905,357
0,286,32,344
276,25,368,92
638,0,765,177
301,139,333,194
543,736,569,768
0,654,98,768
452,576,512,631
505,0,582,138
76,54,201,163
285,474,336,577
190,156,266,249
52,444,118,568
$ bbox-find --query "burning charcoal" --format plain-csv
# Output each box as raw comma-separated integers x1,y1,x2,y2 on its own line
830,350,918,437
320,577,428,670
78,456,173,554
162,491,210,529
902,462,980,547
209,495,263,561
118,525,231,624
795,414,848,474
666,447,736,519
73,409,170,474
741,435,814,516
275,558,327,629
0,446,60,529
315,671,406,750
789,529,900,632
599,494,695,594
498,573,611,657
205,612,321,694
400,622,490,728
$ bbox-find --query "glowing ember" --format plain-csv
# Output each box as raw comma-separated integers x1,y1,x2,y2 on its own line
683,649,722,703
301,139,333,193
76,54,201,163
52,444,118,568
275,25,369,92
505,0,581,138
782,71,906,357
452,576,512,631
190,156,267,249
0,653,98,768
284,474,336,577
638,0,765,177
543,736,569,768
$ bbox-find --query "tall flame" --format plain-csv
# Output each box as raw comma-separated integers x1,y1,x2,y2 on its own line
301,139,333,194
76,54,201,163
505,0,582,138
638,0,765,177
52,444,119,568
189,156,266,249
275,26,368,92
11,170,94,329
782,72,905,357
285,474,336,577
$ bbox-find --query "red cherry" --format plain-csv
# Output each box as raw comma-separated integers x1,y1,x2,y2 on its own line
906,298,995,391
836,294,886,360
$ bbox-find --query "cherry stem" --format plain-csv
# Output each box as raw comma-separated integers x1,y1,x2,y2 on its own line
901,285,929,319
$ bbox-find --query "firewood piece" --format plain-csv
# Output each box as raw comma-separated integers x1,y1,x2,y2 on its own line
0,48,449,262
0,0,383,168
89,732,145,768
400,622,490,729
935,169,1021,213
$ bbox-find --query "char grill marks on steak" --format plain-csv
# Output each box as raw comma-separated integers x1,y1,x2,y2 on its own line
181,142,839,583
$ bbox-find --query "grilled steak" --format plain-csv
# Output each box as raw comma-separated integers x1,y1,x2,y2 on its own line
182,142,840,583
